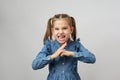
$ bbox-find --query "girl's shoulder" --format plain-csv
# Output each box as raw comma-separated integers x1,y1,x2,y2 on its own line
76,38,80,42
44,39,51,52
44,39,57,47
73,38,81,51
71,38,81,45
44,39,51,45
75,38,81,46
67,38,81,48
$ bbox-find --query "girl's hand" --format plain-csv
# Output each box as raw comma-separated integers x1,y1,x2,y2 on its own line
60,50,75,57
50,42,67,59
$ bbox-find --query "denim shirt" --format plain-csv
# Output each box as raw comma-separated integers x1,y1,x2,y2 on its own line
32,38,96,80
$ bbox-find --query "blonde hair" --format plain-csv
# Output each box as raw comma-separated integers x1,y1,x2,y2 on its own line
43,14,77,44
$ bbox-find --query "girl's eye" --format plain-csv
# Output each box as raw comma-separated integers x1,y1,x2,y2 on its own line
55,28,59,30
63,27,67,30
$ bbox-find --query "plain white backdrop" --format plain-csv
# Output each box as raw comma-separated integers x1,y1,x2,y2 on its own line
0,0,120,80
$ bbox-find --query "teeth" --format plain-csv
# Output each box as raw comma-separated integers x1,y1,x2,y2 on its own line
58,35,65,38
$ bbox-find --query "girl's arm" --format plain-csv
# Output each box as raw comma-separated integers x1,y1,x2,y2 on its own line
32,45,52,70
73,42,96,63
60,40,96,63
32,41,67,70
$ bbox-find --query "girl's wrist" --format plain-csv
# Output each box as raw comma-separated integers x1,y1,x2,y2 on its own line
70,52,75,56
50,55,55,60
50,53,57,60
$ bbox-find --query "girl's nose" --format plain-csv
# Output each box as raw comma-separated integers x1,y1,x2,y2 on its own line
59,30,63,34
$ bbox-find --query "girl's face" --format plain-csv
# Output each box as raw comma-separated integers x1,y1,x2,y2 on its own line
52,19,73,45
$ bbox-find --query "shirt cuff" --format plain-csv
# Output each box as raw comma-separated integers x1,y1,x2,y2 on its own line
43,55,51,61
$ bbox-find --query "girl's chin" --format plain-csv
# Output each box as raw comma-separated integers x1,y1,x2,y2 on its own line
58,40,66,44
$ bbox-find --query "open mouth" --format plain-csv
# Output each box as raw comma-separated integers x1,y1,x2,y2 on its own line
57,35,66,41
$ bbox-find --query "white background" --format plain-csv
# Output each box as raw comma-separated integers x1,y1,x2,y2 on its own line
0,0,120,80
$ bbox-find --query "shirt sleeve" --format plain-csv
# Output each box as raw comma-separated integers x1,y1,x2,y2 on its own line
32,40,52,70
73,39,96,63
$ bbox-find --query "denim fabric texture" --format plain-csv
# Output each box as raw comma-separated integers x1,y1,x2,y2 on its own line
32,38,96,80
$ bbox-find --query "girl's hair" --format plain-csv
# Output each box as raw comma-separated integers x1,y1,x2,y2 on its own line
43,13,77,44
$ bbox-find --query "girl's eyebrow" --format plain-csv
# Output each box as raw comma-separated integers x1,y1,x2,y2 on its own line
54,27,59,30
62,26,68,28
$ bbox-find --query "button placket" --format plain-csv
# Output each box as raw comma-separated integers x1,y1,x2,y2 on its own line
62,57,65,74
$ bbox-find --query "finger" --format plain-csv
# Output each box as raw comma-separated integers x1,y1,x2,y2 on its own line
58,49,65,54
60,50,66,56
60,53,64,57
59,42,67,50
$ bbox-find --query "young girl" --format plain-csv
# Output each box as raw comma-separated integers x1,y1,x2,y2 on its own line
32,14,96,80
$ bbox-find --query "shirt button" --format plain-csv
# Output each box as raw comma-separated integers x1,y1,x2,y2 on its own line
62,70,64,73
62,63,64,65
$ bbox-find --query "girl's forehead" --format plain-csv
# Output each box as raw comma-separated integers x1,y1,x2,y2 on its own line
53,20,70,26
54,18,70,21
53,19,70,24
52,18,72,28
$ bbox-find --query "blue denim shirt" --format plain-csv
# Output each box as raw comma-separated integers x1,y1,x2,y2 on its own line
32,38,96,80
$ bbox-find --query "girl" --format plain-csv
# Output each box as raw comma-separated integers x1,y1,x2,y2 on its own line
32,14,96,80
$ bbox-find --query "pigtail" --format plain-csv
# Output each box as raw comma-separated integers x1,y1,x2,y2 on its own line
43,18,52,44
71,17,77,41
